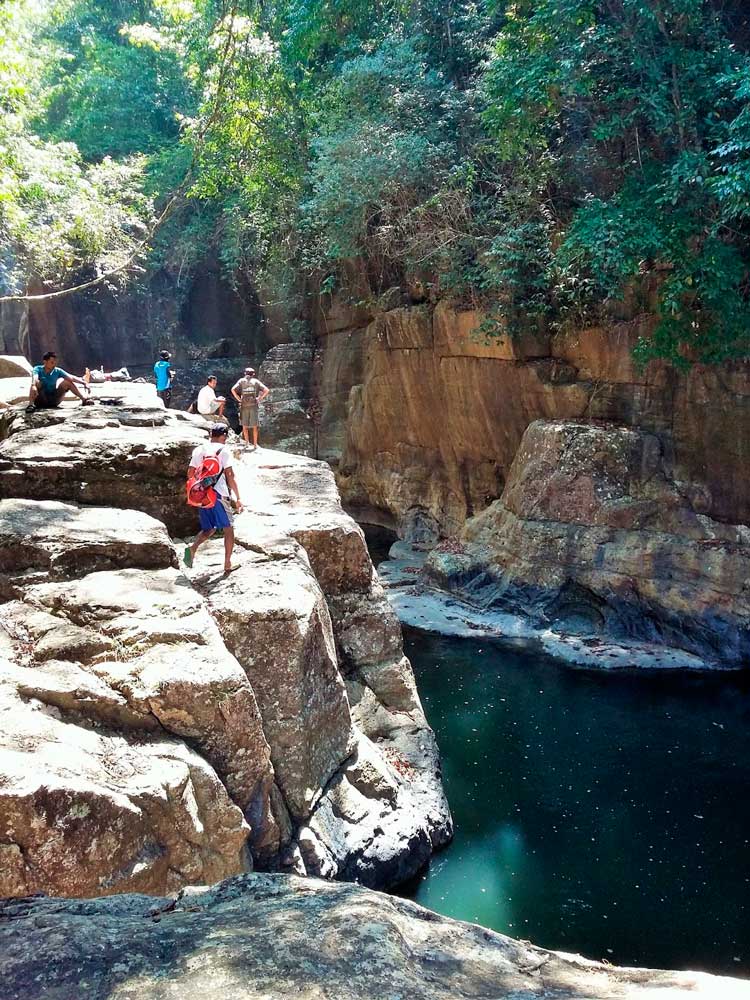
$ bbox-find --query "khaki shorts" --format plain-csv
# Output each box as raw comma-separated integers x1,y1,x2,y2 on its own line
240,403,259,429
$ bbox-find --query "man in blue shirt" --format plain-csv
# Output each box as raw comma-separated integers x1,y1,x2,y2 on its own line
154,350,174,408
26,352,92,412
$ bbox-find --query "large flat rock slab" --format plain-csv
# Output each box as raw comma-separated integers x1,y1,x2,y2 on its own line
0,499,281,891
235,449,373,593
1,873,747,1000
0,390,206,534
0,498,175,596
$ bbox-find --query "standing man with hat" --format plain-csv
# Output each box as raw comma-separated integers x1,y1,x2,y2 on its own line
231,366,269,449
154,350,175,407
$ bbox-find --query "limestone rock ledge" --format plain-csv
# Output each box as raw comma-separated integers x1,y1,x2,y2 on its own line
0,385,451,897
2,874,747,1000
426,420,750,667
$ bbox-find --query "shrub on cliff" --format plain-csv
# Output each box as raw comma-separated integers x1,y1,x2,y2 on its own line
481,0,750,364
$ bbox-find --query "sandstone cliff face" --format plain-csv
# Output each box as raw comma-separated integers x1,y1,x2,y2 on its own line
2,873,747,1000
303,298,750,666
313,299,750,536
0,384,450,897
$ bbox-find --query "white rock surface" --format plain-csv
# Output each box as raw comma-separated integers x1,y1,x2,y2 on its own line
0,398,451,894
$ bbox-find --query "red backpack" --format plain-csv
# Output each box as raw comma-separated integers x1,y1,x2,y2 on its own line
186,449,225,508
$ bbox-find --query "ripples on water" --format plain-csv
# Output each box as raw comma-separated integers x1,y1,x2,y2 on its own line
399,626,750,976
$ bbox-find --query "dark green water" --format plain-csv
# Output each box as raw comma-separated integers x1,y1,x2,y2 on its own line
401,626,750,976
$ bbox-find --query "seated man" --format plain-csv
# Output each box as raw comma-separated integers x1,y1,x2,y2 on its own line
196,375,227,422
27,352,93,412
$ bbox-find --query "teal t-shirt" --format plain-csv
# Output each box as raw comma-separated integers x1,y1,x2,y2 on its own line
154,359,172,390
33,365,67,395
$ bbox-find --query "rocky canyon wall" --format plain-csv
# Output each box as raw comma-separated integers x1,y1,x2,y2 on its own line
0,265,268,376
274,296,750,666
310,298,750,538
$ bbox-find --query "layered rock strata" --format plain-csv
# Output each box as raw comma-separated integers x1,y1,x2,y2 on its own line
425,420,750,666
0,384,450,897
258,342,315,456
313,298,750,537
303,297,750,665
2,873,748,1000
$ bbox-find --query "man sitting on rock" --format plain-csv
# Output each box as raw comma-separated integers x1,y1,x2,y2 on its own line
26,351,93,413
197,375,228,423
184,424,243,575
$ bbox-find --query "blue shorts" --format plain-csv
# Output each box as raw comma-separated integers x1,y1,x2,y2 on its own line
198,497,233,532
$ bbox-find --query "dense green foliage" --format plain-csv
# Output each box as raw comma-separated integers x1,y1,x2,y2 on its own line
1,0,749,363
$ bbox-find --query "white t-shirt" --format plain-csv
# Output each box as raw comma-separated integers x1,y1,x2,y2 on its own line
189,443,232,498
197,385,219,414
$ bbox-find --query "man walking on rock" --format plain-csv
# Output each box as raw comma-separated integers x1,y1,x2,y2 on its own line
184,424,243,574
231,366,269,449
26,351,93,412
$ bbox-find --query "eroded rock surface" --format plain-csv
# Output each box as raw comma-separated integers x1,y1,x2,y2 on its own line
0,385,206,534
426,420,750,666
313,300,750,539
202,448,452,884
0,664,250,898
0,386,450,895
2,873,747,1000
258,342,315,456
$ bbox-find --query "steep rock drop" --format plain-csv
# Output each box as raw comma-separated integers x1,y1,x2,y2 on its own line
266,298,750,668
0,380,451,896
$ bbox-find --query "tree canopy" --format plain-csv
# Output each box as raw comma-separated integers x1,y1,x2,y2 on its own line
1,0,749,363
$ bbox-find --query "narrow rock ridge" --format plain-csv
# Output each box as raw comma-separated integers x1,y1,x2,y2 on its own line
1,873,747,1000
0,383,451,897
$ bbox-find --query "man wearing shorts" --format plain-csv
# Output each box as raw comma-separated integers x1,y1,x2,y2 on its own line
183,424,243,574
231,366,269,449
27,351,93,412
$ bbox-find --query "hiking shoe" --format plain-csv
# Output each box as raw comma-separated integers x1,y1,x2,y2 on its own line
81,398,95,407
25,404,36,414
183,546,193,568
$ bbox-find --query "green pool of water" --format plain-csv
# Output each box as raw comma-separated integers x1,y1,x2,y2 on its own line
400,626,750,976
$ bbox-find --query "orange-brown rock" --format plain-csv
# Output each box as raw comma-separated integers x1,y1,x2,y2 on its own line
314,301,750,535
425,420,750,666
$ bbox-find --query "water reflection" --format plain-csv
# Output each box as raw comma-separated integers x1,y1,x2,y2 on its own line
400,627,750,975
